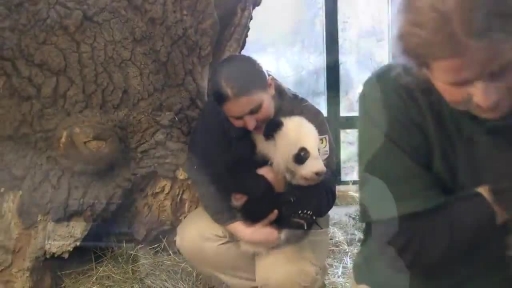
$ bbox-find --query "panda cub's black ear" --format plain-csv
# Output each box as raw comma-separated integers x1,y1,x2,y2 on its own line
263,117,284,140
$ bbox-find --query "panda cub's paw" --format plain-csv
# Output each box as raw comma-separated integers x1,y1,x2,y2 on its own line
289,210,317,230
275,210,317,247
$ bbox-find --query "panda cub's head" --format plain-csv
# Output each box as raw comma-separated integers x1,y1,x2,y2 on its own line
252,116,327,186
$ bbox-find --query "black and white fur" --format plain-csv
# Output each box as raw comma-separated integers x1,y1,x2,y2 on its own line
232,115,327,258
253,115,327,187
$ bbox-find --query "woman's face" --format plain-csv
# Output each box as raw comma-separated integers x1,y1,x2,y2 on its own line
426,43,512,120
221,78,276,133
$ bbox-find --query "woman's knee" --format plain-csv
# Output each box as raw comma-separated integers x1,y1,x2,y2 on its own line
175,207,242,268
175,207,223,255
257,261,323,287
175,207,257,284
254,229,330,287
256,246,325,287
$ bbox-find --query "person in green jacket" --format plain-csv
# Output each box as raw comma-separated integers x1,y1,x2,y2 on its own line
352,0,512,287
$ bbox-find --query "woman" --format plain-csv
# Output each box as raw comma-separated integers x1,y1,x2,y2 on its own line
175,54,337,287
353,0,512,287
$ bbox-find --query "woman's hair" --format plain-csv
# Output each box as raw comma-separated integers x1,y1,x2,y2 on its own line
396,0,512,69
208,54,269,106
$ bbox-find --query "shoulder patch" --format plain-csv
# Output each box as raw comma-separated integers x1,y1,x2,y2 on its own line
319,135,329,160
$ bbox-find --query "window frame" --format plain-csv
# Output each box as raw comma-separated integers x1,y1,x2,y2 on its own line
324,0,393,185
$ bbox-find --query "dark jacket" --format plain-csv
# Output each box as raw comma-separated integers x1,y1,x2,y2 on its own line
185,81,337,229
353,63,512,288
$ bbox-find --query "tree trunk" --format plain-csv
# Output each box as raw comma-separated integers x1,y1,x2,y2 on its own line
0,0,261,286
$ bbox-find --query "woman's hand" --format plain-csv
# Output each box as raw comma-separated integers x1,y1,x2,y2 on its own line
477,185,509,225
226,166,285,246
225,210,280,247
257,166,286,192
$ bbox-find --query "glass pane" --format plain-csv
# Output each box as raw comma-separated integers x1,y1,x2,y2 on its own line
340,129,358,181
338,0,391,116
390,0,403,60
242,0,327,115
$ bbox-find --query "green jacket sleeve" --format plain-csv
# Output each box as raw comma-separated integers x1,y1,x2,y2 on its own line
357,65,475,222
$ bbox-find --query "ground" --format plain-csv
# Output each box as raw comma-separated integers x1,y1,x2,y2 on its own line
57,201,362,288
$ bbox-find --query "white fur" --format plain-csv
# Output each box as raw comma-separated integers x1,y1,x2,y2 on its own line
237,116,327,258
252,115,326,186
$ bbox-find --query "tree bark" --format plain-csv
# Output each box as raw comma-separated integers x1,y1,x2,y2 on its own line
0,0,261,286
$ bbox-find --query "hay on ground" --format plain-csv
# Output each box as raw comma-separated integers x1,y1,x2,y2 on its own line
60,211,363,288
336,184,359,206
326,211,364,287
59,241,203,288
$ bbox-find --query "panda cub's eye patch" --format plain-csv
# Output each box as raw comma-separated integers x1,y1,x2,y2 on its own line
293,147,310,165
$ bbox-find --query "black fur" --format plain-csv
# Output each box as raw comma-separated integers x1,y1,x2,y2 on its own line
238,178,318,231
263,117,284,140
225,117,318,234
293,147,310,165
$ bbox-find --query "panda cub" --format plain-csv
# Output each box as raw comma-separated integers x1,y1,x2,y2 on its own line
230,115,327,251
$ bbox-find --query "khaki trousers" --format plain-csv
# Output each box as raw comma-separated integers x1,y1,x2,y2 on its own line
175,207,330,288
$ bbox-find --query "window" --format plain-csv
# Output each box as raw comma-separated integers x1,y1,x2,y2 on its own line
337,0,393,182
243,0,396,184
242,0,327,115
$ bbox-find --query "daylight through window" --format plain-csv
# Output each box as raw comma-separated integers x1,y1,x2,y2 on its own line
242,0,396,183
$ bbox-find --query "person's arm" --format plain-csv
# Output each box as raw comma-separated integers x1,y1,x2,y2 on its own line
357,65,507,275
368,191,505,276
186,101,281,225
185,101,242,226
282,104,338,218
